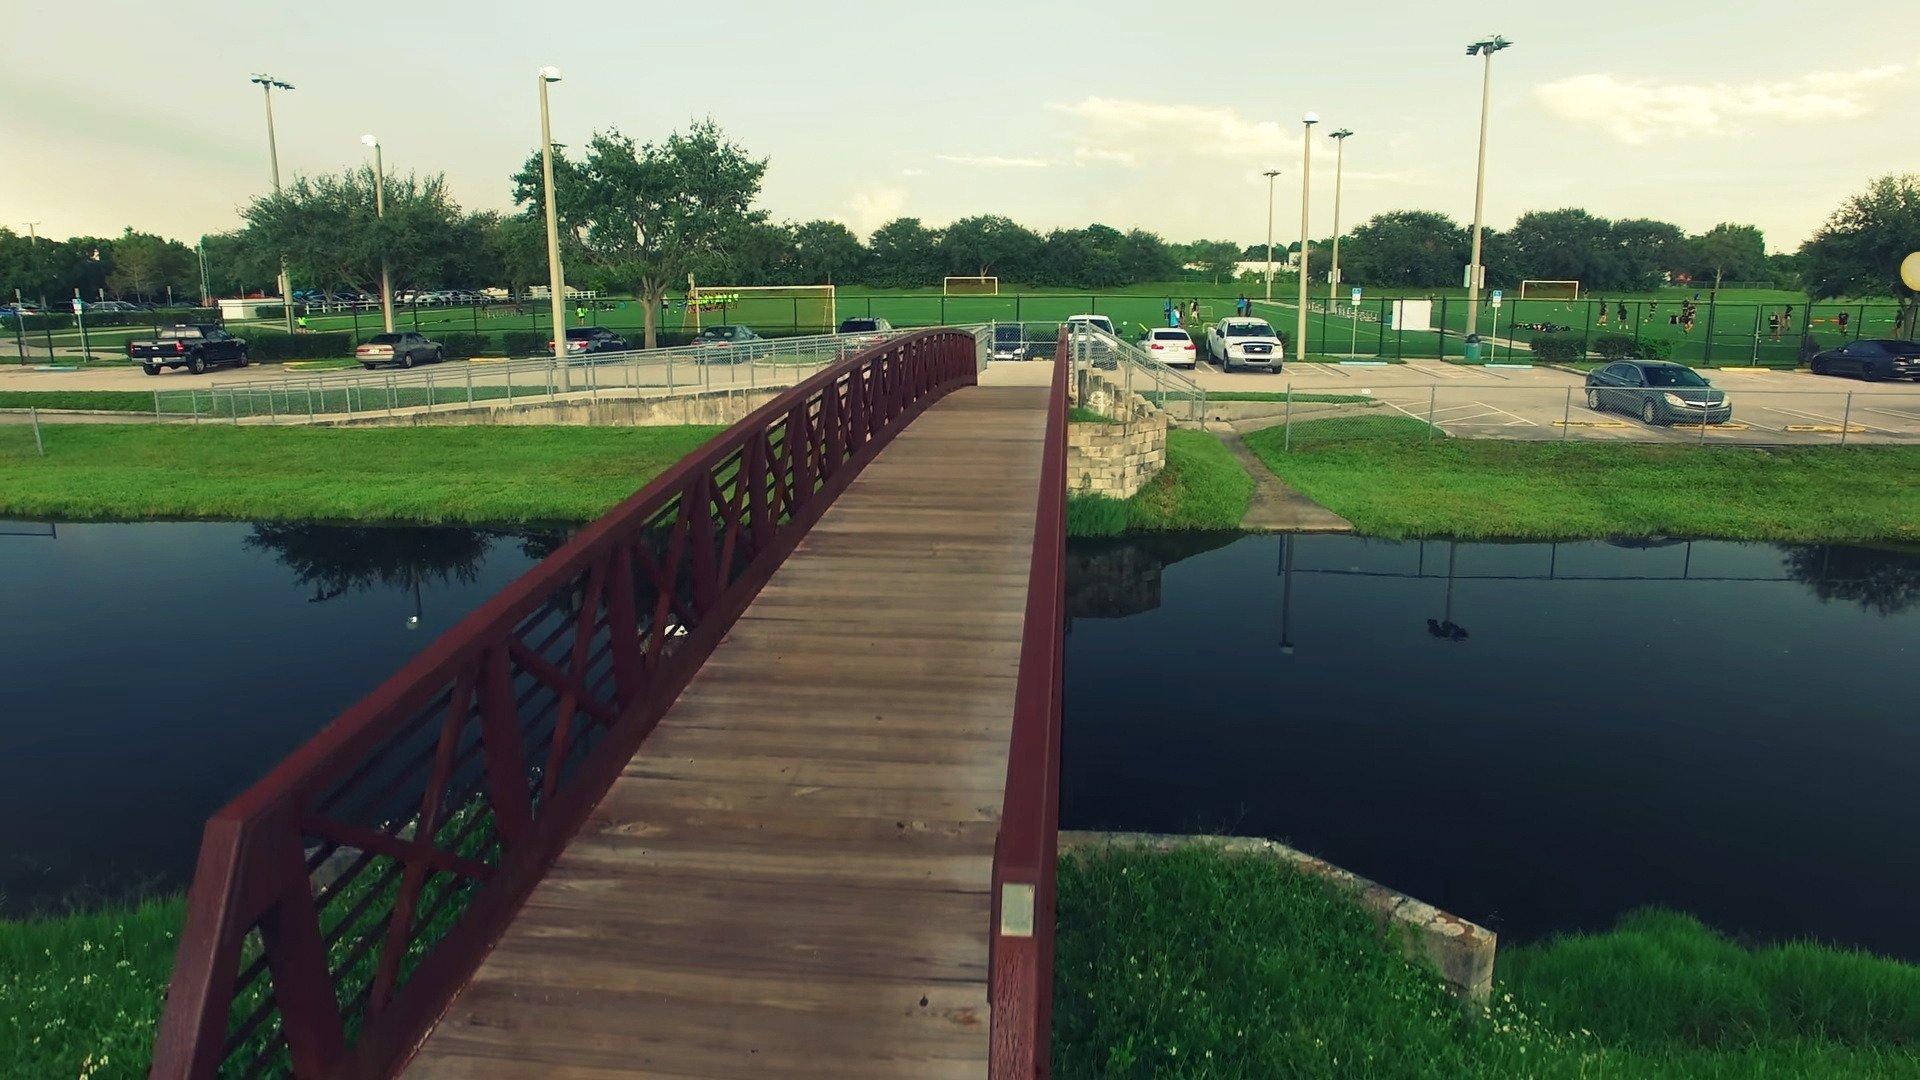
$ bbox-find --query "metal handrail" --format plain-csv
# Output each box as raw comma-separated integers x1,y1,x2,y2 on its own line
988,327,1068,1078
150,329,980,1079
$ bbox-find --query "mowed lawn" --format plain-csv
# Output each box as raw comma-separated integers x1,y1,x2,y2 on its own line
0,423,724,523
1246,417,1920,543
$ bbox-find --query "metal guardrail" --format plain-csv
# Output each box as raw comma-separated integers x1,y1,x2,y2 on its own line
158,330,915,424
149,330,982,1079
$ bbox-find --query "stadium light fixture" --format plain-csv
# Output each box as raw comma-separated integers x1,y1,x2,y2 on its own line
1262,169,1282,301
1297,115,1318,360
250,74,297,334
538,67,570,377
1463,35,1510,336
1327,129,1353,305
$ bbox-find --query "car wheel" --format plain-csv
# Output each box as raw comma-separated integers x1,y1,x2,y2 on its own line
433,349,444,364
142,364,160,377
1641,398,1662,426
1810,358,1828,375
362,363,378,371
1859,363,1880,382
234,352,249,368
401,352,415,369
1586,388,1603,411
188,355,205,375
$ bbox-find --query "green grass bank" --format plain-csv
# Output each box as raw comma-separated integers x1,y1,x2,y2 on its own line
0,423,724,524
0,898,182,1078
1058,845,1920,1078
1067,429,1252,537
1247,417,1920,543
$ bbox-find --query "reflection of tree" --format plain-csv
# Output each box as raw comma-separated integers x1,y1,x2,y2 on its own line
246,524,536,604
1782,544,1920,616
1068,533,1242,620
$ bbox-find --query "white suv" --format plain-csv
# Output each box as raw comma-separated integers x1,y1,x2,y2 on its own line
1207,317,1284,373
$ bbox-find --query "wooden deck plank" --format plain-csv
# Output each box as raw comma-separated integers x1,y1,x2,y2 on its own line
407,385,1047,1078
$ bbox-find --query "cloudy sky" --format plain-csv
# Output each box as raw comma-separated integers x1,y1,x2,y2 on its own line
3,0,1914,252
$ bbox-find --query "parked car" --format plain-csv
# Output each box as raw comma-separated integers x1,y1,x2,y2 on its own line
837,316,893,343
1140,326,1198,369
126,324,249,375
989,324,1031,361
356,331,444,370
1065,314,1116,337
1585,360,1731,425
1809,339,1920,381
1206,317,1284,373
87,300,141,314
551,326,630,356
693,324,767,362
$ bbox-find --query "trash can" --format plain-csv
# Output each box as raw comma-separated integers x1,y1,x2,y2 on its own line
1463,332,1482,363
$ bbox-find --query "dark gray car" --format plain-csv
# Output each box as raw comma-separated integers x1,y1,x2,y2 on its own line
1585,360,1731,426
1810,339,1920,381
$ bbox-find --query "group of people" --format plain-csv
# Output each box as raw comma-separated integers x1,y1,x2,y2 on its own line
1161,295,1257,329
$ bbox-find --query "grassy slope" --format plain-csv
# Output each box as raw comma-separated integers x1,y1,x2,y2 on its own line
0,391,157,413
1067,429,1252,537
1246,417,1920,543
1058,846,1920,1078
0,898,182,1078
0,423,724,523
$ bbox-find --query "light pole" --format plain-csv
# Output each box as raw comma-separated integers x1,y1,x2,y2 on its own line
1296,112,1318,362
196,238,211,307
251,74,297,335
1327,129,1352,305
362,134,395,333
1261,170,1281,301
23,223,40,308
537,66,570,374
1463,36,1511,337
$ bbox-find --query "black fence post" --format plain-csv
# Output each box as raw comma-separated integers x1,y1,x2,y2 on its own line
1702,297,1717,365
1437,296,1449,360
1375,298,1386,357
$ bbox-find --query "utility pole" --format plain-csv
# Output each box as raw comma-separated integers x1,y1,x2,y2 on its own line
1297,112,1319,361
1327,129,1352,304
1262,170,1281,302
250,74,297,334
362,134,395,332
1463,36,1512,336
537,67,570,377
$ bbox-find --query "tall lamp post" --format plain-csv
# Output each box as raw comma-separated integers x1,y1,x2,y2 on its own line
250,74,297,335
361,134,395,332
23,222,40,308
1327,129,1353,304
1296,112,1318,362
537,66,569,374
1261,169,1282,301
1463,36,1511,337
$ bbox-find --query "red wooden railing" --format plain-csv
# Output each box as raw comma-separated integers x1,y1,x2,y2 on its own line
149,329,980,1080
988,328,1069,1078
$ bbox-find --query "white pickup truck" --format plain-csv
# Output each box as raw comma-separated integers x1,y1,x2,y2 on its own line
1206,317,1284,373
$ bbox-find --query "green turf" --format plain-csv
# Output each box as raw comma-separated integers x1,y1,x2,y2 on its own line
1057,845,1920,1078
1203,391,1377,404
0,423,723,523
0,391,156,413
1067,430,1253,537
1244,416,1920,542
0,897,182,1079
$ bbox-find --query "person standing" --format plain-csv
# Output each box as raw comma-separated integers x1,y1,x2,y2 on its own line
1617,301,1628,324
1169,304,1181,329
1187,299,1199,324
1768,310,1782,341
1837,310,1851,337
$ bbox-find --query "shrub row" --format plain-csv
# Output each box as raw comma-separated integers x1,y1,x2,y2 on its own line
432,332,493,360
1527,332,1585,363
241,330,355,361
2,308,219,332
1592,332,1673,361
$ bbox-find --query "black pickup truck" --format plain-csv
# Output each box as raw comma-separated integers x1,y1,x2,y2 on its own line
126,324,249,375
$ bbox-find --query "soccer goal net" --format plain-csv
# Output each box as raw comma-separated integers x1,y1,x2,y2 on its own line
1519,280,1581,300
683,285,836,332
943,276,1000,296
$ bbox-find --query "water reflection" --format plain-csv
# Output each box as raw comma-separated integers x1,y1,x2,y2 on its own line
0,520,558,913
1064,533,1920,958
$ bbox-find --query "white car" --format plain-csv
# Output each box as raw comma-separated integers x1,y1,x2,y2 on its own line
1207,317,1284,373
1065,314,1116,338
1140,326,1197,368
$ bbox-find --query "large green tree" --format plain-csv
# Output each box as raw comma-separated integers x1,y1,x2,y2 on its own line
938,215,1043,281
865,218,943,288
105,228,197,302
245,166,481,295
513,120,768,347
1182,240,1245,285
1687,223,1767,290
1609,219,1689,292
1508,208,1618,289
789,220,866,284
1339,211,1468,289
1800,174,1920,337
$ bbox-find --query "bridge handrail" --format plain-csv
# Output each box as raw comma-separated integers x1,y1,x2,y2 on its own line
988,327,1069,1077
150,329,981,1079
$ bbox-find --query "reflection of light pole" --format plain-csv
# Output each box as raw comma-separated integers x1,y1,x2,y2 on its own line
1297,112,1318,361
1463,36,1511,337
361,134,395,333
1327,129,1352,304
537,66,569,376
250,74,297,335
406,568,423,631
1426,540,1470,642
1277,534,1296,655
1262,169,1282,301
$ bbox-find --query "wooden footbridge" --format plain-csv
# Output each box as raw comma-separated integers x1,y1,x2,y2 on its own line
151,329,1067,1079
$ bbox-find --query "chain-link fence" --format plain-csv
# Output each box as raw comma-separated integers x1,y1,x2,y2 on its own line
1040,322,1207,423
1251,381,1920,450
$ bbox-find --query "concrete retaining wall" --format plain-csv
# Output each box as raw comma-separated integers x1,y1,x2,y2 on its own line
1067,370,1168,499
1059,830,1496,1002
310,385,790,429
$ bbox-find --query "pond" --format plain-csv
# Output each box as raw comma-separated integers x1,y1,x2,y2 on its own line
1064,533,1920,960
0,520,563,915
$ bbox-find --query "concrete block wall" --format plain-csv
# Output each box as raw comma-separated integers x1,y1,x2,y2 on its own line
1068,370,1168,499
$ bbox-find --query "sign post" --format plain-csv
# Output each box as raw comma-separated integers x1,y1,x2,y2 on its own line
72,292,91,363
1349,287,1363,355
1489,289,1503,357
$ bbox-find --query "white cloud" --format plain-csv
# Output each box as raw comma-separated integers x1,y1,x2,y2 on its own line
935,154,1050,169
1051,96,1301,165
899,167,926,177
1536,66,1908,144
843,186,906,235
1073,146,1137,167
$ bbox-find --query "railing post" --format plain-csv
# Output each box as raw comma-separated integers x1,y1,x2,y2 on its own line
255,807,348,1076
1840,391,1853,446
478,644,534,847
1426,384,1438,440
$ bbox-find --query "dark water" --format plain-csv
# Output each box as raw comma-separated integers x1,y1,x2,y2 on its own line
1064,533,1920,959
0,520,563,914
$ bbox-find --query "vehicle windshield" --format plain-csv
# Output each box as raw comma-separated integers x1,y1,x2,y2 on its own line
1224,322,1274,338
565,328,600,339
994,326,1022,341
367,334,402,345
1878,341,1920,357
159,327,205,338
840,319,880,332
1149,330,1189,341
698,327,735,340
1641,365,1709,388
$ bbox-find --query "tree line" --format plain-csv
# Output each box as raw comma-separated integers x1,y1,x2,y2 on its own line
4,120,1913,339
